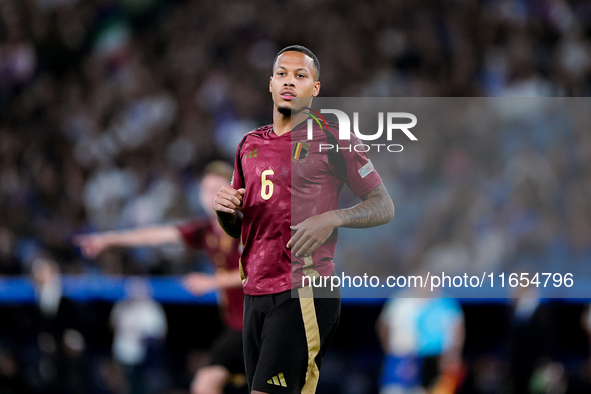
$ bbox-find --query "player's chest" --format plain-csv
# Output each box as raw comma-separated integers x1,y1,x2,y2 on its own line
240,138,290,174
241,137,328,177
240,139,290,203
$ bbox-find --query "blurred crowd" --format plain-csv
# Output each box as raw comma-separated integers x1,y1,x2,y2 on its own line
1,0,591,393
336,97,591,286
1,0,591,277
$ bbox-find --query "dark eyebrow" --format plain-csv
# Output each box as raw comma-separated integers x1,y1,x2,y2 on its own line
276,66,310,73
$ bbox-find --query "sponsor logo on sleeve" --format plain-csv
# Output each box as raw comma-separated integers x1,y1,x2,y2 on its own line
358,160,374,178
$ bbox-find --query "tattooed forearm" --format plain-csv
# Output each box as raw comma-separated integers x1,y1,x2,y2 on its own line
217,211,243,239
334,183,395,228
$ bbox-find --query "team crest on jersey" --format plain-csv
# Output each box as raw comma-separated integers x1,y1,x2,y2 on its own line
292,142,310,161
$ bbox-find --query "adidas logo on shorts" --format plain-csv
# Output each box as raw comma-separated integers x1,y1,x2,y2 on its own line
267,372,287,387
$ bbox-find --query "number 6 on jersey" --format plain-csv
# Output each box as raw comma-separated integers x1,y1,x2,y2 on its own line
261,169,274,200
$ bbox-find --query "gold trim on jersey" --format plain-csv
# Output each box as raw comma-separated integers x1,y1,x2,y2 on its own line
239,258,245,282
302,256,320,283
298,286,321,394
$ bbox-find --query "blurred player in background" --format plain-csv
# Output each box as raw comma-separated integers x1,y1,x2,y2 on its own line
377,293,465,394
214,45,394,394
75,161,245,394
110,277,167,394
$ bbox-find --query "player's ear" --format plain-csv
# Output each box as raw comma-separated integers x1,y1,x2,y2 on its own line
313,80,320,97
269,76,273,92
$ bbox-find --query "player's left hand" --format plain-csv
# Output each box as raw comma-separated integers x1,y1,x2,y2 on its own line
182,273,218,295
287,212,339,257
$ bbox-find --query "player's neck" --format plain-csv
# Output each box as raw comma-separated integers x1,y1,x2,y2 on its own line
273,108,308,136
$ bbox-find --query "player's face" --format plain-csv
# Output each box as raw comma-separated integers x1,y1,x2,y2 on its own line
270,51,320,116
200,174,230,217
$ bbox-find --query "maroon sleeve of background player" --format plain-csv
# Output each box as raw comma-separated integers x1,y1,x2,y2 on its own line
176,220,208,249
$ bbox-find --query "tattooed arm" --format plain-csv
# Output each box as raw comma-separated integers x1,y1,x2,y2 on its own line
334,183,395,228
288,183,394,257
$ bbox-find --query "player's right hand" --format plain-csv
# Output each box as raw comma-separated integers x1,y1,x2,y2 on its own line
213,185,245,215
73,234,111,258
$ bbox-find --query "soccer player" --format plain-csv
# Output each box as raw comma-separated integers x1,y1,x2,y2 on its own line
214,45,395,394
376,295,465,394
74,161,245,394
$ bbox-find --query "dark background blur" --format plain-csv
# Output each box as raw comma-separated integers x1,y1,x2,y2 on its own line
1,0,591,393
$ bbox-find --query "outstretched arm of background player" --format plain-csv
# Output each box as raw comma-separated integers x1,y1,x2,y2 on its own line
213,185,245,239
182,268,243,295
73,226,182,258
288,183,394,257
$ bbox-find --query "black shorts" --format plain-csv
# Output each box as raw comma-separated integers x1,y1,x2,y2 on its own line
209,327,245,375
243,287,341,394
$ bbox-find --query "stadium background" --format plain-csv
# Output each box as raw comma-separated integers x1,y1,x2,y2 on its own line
1,0,591,393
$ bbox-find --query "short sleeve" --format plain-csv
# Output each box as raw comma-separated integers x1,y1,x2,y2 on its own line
231,136,246,189
177,220,207,248
339,135,383,197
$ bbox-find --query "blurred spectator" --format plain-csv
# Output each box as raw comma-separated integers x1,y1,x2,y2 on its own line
31,257,88,394
0,226,21,275
0,347,32,394
504,284,556,394
110,277,168,394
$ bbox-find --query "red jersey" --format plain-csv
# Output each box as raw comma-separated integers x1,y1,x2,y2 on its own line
177,219,243,331
231,121,383,295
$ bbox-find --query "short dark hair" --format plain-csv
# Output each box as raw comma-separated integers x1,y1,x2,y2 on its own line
273,45,320,79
